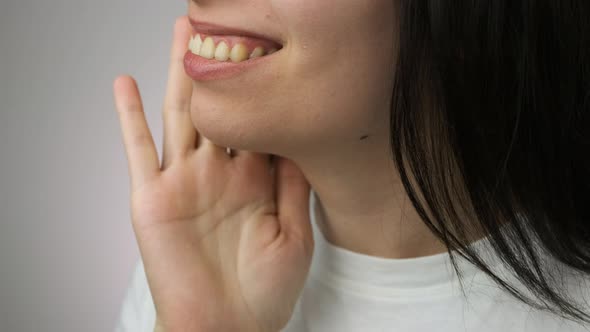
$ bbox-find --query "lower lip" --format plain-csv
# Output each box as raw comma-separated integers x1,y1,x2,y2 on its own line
183,50,274,81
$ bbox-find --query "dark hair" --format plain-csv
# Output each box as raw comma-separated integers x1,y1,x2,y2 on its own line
390,0,590,324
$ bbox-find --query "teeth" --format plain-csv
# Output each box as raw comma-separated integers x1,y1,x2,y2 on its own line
230,44,249,62
200,37,216,59
188,34,202,55
189,37,196,53
214,41,230,61
187,34,279,63
249,47,265,59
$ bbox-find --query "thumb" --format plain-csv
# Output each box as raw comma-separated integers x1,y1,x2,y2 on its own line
275,157,313,244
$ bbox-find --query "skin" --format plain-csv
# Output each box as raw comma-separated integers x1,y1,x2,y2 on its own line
113,1,449,331
186,0,448,258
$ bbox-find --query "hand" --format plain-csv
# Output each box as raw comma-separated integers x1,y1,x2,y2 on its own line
112,16,314,332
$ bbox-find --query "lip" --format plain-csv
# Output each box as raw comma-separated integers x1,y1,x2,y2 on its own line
188,17,283,46
184,17,283,81
183,49,277,81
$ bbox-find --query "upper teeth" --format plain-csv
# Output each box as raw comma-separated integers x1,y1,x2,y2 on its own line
188,34,278,63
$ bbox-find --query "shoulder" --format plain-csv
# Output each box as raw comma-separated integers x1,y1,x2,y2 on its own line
465,251,590,332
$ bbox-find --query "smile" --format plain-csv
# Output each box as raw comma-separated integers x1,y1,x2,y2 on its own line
188,33,280,63
183,18,284,81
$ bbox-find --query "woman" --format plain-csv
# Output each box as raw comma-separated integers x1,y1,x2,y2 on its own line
113,1,590,331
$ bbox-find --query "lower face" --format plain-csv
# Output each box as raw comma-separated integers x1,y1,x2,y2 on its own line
185,0,397,156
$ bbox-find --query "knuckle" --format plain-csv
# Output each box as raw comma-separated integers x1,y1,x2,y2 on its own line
126,103,143,113
117,103,139,116
163,98,190,114
132,132,151,146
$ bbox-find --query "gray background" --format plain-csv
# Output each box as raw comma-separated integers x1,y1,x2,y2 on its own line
0,1,186,331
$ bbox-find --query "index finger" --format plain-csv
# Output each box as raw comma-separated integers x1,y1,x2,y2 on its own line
162,16,197,168
113,75,161,190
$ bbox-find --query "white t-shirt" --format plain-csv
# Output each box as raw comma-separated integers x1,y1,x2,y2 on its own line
115,189,590,332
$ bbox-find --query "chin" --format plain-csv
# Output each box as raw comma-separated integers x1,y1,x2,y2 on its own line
189,106,273,154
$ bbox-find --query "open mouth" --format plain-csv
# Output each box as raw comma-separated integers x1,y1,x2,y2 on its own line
188,33,283,63
184,17,284,80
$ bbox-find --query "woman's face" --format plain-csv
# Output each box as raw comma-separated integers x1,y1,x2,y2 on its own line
187,0,397,155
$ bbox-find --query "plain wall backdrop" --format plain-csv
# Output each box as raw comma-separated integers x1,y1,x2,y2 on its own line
0,1,187,331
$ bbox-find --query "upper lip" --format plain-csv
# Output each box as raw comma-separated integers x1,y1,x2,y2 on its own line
188,17,283,46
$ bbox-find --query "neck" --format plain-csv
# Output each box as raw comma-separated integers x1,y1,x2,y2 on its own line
292,135,449,259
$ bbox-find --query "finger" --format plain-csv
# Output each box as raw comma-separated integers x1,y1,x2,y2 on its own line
234,150,272,166
114,75,160,190
199,132,233,156
226,148,274,161
162,15,197,169
225,147,237,158
275,157,313,245
201,140,235,161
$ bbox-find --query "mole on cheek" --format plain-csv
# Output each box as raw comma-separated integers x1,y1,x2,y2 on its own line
359,135,369,140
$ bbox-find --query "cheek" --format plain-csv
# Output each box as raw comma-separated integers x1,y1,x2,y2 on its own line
270,0,343,44
265,0,396,138
270,0,394,41
270,0,396,76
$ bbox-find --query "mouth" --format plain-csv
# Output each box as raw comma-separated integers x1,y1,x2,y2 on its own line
188,32,282,63
188,18,283,63
183,17,284,81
